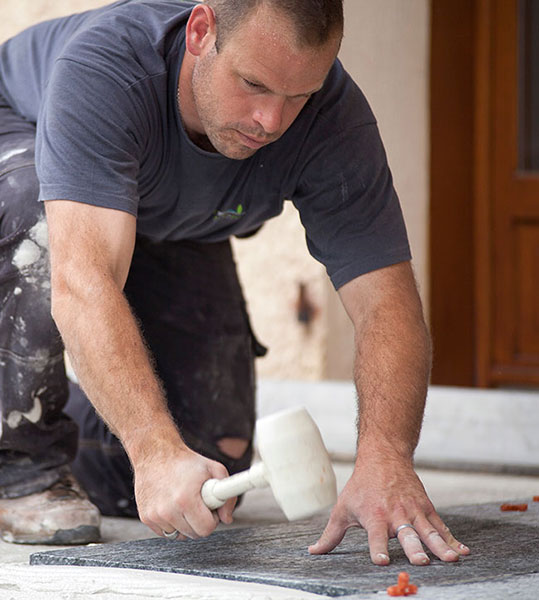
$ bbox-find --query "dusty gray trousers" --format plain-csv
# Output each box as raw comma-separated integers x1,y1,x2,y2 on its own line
0,98,259,516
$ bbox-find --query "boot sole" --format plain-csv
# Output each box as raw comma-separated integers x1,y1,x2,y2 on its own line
1,524,101,545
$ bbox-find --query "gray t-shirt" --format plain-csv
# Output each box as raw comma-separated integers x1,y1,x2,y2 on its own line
0,0,411,289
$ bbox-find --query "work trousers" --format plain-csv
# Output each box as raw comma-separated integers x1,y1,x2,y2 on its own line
0,97,259,517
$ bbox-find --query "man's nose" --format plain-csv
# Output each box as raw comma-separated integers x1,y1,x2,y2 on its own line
252,97,286,135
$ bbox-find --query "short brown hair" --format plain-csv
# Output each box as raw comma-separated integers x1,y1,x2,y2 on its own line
205,0,344,50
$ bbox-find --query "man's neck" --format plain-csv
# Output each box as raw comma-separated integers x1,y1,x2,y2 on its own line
177,52,207,144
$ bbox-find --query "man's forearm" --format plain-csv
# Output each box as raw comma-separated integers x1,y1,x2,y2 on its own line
52,273,185,463
353,297,432,461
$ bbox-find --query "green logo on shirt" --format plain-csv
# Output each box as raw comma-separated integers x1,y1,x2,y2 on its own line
214,204,245,220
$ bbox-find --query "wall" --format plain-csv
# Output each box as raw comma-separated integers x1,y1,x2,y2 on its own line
0,0,431,382
339,0,431,303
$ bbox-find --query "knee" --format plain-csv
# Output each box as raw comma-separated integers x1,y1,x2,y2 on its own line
217,437,250,460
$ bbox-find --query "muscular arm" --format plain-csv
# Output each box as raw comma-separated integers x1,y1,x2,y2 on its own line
46,201,170,452
343,261,431,459
45,200,234,538
309,262,469,564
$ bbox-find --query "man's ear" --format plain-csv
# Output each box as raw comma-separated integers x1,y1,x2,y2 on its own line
185,4,217,56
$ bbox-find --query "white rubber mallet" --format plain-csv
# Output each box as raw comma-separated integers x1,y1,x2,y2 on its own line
201,406,337,520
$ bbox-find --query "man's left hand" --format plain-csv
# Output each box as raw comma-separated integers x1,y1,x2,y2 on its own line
308,452,470,565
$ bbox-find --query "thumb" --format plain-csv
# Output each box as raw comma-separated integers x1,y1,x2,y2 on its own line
308,516,347,555
217,496,237,525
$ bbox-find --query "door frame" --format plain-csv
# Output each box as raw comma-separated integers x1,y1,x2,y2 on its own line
430,0,494,387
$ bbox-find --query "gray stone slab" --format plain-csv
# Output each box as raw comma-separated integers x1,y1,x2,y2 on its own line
30,501,539,597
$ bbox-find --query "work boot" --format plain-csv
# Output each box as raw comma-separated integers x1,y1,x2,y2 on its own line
0,473,101,545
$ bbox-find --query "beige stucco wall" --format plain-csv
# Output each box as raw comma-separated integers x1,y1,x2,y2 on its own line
0,0,430,382
339,0,431,302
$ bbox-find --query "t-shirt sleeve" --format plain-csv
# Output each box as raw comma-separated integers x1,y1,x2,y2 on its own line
292,121,411,290
35,58,141,215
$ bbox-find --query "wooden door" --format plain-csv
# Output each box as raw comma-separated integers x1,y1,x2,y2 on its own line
430,0,539,387
488,0,539,385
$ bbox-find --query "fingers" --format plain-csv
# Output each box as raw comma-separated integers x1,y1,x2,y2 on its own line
146,521,188,541
144,502,214,540
217,497,237,525
136,451,232,542
306,503,469,568
366,526,390,566
308,514,347,555
323,461,471,566
205,461,236,525
427,511,471,556
395,524,430,566
394,513,470,565
160,529,188,542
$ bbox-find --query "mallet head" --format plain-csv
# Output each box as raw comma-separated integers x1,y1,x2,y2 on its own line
256,406,337,520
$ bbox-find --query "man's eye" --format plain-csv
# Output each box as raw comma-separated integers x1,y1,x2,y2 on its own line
243,79,261,89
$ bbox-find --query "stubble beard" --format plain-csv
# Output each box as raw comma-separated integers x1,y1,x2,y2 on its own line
191,52,258,160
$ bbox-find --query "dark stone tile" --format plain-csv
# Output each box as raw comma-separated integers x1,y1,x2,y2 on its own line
30,502,539,597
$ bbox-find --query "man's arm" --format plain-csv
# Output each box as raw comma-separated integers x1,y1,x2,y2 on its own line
309,261,470,564
45,200,235,539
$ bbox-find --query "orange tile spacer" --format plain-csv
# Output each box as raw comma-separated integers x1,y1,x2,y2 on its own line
500,503,528,511
386,571,418,596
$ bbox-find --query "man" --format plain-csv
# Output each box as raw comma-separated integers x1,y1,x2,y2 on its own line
0,0,469,564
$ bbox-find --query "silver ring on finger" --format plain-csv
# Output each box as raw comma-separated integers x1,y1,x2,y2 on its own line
162,528,180,541
395,523,417,536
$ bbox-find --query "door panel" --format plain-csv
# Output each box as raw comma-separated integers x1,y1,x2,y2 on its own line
490,0,539,385
516,224,539,358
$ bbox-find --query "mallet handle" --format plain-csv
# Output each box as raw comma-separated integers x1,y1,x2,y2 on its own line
201,462,268,510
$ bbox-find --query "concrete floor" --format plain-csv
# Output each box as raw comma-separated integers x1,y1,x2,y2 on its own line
2,464,539,599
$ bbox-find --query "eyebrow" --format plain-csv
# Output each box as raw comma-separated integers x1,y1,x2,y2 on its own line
242,74,323,98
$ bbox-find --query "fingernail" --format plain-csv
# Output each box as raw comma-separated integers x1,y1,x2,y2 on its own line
419,553,429,564
377,553,390,563
459,544,469,552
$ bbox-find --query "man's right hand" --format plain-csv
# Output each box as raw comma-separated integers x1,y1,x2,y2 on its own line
133,445,235,540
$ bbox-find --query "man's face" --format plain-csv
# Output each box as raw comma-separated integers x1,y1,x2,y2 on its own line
190,5,340,160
